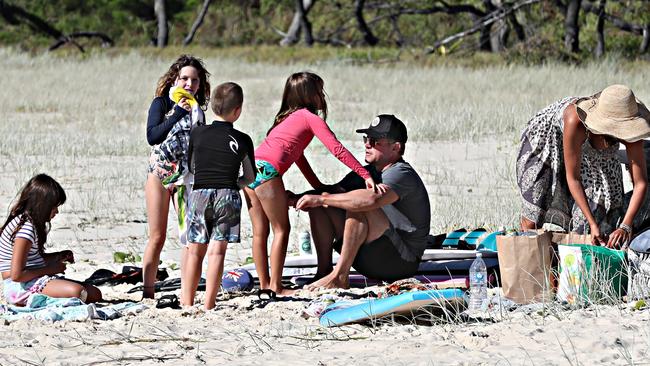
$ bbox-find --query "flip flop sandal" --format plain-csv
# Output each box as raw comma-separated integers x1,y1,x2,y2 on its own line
156,294,181,309
128,277,205,294
246,289,312,310
246,289,277,310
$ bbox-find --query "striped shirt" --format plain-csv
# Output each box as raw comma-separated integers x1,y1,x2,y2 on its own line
0,216,46,272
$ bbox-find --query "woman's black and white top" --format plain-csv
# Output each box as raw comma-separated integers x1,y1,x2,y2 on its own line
0,216,45,272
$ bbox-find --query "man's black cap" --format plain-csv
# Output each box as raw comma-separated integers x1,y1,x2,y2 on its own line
355,114,408,143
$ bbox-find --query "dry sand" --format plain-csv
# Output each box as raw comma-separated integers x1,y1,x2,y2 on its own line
1,140,649,365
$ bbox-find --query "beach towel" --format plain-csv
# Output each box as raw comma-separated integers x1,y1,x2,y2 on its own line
0,294,147,323
153,86,205,245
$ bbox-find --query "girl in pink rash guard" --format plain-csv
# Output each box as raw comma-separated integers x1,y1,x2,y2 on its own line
244,72,379,295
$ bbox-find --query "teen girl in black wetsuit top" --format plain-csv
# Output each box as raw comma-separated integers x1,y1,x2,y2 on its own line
142,55,211,299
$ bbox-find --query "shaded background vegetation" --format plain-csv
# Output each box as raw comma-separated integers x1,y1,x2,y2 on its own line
0,0,649,64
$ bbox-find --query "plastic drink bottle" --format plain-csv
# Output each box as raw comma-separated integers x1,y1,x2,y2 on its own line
299,231,312,256
468,252,488,312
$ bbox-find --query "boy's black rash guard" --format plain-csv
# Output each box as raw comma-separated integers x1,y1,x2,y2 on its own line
189,121,256,190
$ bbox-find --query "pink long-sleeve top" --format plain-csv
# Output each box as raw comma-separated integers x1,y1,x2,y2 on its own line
255,108,371,187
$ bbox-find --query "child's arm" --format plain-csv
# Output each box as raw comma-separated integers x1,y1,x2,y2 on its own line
42,250,75,264
307,115,371,181
295,154,324,190
237,135,257,188
146,97,189,146
10,238,66,282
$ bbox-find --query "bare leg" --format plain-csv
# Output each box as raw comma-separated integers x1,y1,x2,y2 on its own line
244,187,271,290
181,243,207,306
143,174,171,299
179,245,188,301
307,208,389,290
204,240,228,310
255,178,293,296
308,206,345,278
42,279,103,303
520,216,536,231
172,190,190,301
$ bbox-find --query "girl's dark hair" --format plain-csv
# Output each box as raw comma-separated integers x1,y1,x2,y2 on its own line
1,174,66,254
155,54,211,110
269,72,327,134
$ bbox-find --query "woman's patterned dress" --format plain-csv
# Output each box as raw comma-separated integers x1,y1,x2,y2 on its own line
516,97,625,234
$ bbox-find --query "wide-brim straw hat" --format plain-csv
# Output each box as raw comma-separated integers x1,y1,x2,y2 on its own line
576,84,650,143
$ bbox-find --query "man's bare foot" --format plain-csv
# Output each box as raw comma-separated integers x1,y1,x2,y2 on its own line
300,272,328,286
305,272,349,291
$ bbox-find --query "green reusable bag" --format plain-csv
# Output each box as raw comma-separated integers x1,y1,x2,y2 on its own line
558,244,627,304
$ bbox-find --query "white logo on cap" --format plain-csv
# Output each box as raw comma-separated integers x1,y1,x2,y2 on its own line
371,117,380,127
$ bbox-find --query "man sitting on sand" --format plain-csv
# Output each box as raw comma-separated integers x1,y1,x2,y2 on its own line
292,115,430,289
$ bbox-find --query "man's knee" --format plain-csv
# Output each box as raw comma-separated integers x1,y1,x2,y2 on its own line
345,210,368,223
346,209,389,242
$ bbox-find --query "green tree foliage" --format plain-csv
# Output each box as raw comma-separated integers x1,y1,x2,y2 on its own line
0,0,648,61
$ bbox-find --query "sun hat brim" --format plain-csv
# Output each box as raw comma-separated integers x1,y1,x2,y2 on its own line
576,97,650,143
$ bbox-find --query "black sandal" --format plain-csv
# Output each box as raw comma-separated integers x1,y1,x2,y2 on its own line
156,294,181,309
246,289,311,310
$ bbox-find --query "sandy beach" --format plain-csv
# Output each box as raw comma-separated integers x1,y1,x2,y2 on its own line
1,140,647,365
2,52,650,365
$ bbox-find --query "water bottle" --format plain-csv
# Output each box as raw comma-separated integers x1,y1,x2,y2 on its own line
468,252,488,312
299,231,313,256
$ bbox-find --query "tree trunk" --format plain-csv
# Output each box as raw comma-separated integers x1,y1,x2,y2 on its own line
594,0,605,58
564,0,581,53
427,0,541,54
389,14,405,47
183,0,213,46
354,0,378,46
154,0,168,48
295,0,313,46
641,25,650,54
508,12,525,41
478,0,497,51
280,0,314,46
490,19,509,52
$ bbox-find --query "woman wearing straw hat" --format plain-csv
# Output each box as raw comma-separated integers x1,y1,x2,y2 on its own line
517,84,650,247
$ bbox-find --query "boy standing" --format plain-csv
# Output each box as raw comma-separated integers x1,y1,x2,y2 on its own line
182,82,255,310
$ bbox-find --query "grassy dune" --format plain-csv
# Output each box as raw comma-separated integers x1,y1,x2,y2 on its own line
1,49,649,236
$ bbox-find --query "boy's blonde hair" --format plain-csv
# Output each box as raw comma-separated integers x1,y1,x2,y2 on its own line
211,82,243,117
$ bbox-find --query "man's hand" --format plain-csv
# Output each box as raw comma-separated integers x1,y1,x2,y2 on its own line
296,194,324,211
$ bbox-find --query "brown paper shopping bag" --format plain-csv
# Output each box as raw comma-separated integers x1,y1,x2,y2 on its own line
496,231,554,304
553,232,594,245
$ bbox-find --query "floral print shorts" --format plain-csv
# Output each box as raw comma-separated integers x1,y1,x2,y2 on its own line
147,148,178,183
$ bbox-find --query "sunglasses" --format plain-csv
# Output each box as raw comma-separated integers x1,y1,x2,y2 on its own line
363,136,396,147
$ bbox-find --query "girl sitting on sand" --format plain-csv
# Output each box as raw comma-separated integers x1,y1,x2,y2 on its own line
0,174,102,305
244,71,384,295
142,55,211,299
517,84,650,247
